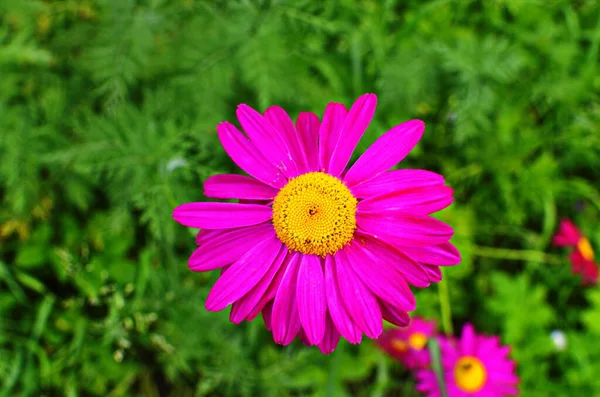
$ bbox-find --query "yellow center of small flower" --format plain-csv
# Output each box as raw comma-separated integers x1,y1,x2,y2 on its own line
391,338,408,353
272,172,357,256
408,332,428,351
578,237,595,261
454,356,487,393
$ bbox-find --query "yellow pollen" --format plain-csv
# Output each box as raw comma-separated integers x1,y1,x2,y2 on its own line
408,332,428,351
272,172,357,256
454,356,487,393
578,237,595,261
391,339,408,353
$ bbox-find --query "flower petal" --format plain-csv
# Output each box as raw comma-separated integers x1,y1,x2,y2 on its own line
272,253,303,345
204,174,278,200
335,249,382,338
218,122,286,187
358,234,430,287
350,169,445,199
173,202,272,229
189,223,275,271
229,247,287,323
246,254,291,321
237,104,298,177
357,212,454,246
296,254,327,345
318,103,348,172
358,185,454,215
327,94,377,177
345,242,416,311
264,106,310,174
296,112,321,171
195,229,224,246
422,264,442,282
460,323,477,355
324,255,362,343
401,242,461,266
344,119,424,186
379,300,410,327
318,314,341,354
205,236,282,311
262,301,273,331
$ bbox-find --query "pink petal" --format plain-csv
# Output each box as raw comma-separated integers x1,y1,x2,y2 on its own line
318,314,341,354
357,234,430,287
296,255,327,345
552,218,581,247
318,103,348,172
189,223,275,271
335,250,383,338
344,120,424,186
401,242,461,266
350,169,445,199
344,243,416,311
357,212,453,246
237,104,298,177
203,174,278,200
379,300,410,327
264,106,310,174
422,264,443,282
262,301,273,331
271,253,303,345
217,122,286,187
296,112,321,171
358,185,454,215
327,94,377,177
173,202,272,229
324,255,362,343
195,229,224,246
205,236,282,311
246,253,292,321
229,248,287,323
460,323,477,355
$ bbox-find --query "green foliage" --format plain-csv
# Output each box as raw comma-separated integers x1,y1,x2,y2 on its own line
1,0,599,395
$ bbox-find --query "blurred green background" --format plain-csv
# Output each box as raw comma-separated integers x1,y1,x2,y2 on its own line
1,0,600,396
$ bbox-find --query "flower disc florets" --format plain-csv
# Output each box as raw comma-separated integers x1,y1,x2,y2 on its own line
272,172,357,256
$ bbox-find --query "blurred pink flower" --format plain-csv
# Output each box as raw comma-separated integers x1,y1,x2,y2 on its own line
416,324,519,397
553,218,598,285
377,316,436,369
173,94,459,353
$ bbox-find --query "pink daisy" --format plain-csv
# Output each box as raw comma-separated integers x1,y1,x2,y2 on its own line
173,93,459,353
415,324,519,397
376,316,436,369
553,218,598,285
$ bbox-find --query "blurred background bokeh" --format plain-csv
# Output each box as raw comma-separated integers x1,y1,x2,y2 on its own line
1,0,599,396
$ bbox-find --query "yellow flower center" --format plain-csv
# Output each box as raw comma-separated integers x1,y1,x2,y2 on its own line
391,338,408,353
454,356,487,393
272,172,357,256
578,237,595,261
408,332,428,350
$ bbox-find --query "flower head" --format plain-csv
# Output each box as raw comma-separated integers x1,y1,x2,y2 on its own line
377,316,436,369
416,324,519,397
553,218,598,285
173,94,459,353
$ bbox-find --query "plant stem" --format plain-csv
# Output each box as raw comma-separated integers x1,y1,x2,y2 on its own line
438,267,453,336
472,245,563,265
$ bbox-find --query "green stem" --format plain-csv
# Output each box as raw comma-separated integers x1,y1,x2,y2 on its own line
438,267,453,336
472,245,562,265
428,337,448,397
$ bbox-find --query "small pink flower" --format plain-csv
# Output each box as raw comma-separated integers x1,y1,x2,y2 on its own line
553,218,598,285
173,94,459,353
377,316,436,369
415,324,519,397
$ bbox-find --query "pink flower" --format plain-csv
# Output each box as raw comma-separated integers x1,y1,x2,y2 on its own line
416,324,519,397
173,94,459,353
377,316,436,369
553,218,598,285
